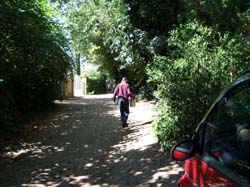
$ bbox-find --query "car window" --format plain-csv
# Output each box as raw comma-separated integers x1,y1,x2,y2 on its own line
204,83,250,181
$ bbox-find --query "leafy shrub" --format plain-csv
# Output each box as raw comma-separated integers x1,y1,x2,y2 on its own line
87,76,106,94
148,21,248,150
82,65,107,94
0,0,71,132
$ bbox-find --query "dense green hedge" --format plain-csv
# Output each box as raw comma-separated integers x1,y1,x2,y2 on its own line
87,76,106,94
147,22,250,150
0,0,71,132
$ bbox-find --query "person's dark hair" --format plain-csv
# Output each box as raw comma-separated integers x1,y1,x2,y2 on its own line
122,77,127,82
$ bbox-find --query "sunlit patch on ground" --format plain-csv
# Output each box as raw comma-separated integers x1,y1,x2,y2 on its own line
0,94,183,187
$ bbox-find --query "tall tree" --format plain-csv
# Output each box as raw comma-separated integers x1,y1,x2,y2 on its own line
0,0,71,131
124,0,183,37
63,0,184,96
192,0,201,20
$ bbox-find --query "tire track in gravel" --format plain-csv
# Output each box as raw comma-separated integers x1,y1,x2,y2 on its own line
0,94,183,187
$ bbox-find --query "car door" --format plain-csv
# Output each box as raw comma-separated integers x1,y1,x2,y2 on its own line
172,78,250,187
180,122,240,187
194,82,250,187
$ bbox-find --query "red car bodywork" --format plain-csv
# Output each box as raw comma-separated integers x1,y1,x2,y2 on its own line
178,155,239,187
171,72,250,187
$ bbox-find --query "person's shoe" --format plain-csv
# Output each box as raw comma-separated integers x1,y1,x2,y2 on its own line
122,123,128,128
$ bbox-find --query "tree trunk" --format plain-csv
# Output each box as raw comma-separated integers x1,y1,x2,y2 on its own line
193,0,201,21
76,53,81,75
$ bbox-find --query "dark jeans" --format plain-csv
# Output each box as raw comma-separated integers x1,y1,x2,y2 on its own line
118,97,129,124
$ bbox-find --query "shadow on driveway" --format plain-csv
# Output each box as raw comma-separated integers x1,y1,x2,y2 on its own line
0,95,183,187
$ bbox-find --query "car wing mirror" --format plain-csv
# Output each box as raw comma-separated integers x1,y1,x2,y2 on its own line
171,140,196,161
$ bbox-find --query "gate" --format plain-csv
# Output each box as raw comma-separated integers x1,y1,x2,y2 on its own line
74,75,84,97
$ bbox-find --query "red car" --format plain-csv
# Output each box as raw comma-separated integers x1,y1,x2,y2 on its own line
171,72,250,187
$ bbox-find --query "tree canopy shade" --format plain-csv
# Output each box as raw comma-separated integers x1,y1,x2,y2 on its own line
64,0,183,96
65,0,141,90
1,0,250,151
199,0,250,33
124,0,183,37
0,0,72,131
60,0,250,150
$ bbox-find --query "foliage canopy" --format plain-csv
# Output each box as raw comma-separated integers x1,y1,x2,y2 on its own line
55,0,250,149
1,0,250,150
0,0,71,131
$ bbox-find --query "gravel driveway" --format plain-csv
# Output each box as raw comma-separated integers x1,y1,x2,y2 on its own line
0,94,183,187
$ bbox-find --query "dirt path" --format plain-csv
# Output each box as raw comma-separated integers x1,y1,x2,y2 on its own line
0,94,183,187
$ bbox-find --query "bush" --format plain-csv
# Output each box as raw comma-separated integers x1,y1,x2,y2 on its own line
148,21,249,150
87,76,106,94
0,0,71,132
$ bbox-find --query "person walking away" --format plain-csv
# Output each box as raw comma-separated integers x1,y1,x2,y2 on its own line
113,77,131,128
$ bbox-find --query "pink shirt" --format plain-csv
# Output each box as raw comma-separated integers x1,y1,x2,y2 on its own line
113,82,131,99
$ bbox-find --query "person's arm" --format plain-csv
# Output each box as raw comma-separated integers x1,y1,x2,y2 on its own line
113,85,118,102
127,85,132,98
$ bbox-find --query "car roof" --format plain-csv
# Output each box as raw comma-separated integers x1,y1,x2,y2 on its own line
233,71,250,85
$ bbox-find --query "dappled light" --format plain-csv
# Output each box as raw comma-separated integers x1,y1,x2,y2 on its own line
1,1,249,186
0,95,183,186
